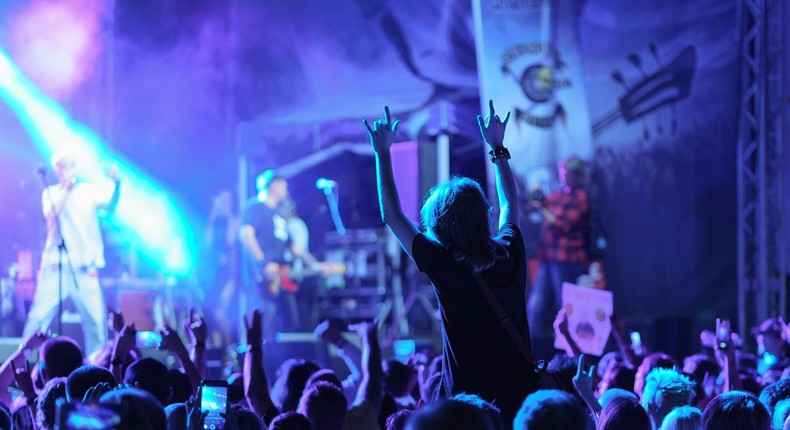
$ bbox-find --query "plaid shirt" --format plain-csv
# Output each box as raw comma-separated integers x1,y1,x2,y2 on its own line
536,187,589,264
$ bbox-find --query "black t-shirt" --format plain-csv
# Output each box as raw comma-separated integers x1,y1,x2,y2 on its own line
240,198,289,265
412,223,535,424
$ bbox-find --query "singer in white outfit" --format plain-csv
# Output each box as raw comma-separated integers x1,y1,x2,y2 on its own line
23,150,121,355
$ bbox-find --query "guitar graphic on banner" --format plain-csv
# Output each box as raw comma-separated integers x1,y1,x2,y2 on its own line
591,44,697,139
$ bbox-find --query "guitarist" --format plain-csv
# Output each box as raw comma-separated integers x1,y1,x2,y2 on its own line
239,172,322,339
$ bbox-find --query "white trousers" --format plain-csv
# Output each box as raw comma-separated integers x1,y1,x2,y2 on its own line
23,265,108,355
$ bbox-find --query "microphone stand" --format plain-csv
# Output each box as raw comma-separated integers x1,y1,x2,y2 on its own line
322,186,346,236
37,171,81,335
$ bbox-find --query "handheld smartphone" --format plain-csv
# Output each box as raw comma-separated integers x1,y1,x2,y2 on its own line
716,318,730,350
393,339,417,363
55,399,122,430
135,331,163,349
630,331,643,356
201,380,228,430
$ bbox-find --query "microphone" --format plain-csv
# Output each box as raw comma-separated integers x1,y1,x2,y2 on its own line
315,178,337,190
37,166,48,178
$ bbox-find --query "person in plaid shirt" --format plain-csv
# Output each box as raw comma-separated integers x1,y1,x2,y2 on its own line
527,156,590,338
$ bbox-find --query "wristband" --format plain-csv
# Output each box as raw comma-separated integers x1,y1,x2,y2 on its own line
488,147,510,162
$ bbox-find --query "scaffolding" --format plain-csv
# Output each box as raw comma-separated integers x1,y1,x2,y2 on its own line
737,0,786,337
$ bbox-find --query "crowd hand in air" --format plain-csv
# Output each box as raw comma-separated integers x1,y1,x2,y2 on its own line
363,106,400,154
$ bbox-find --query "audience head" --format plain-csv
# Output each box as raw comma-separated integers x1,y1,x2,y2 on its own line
702,391,770,430
598,396,651,430
661,406,703,430
123,357,172,405
513,389,589,430
271,358,321,412
598,362,637,396
752,317,789,357
297,381,348,430
406,399,496,430
635,352,677,398
452,393,504,430
99,387,167,430
547,353,579,385
683,354,721,405
39,336,83,380
269,411,315,430
598,388,638,409
65,365,116,402
305,369,343,390
598,352,624,378
36,377,67,430
164,403,187,430
558,155,586,188
641,367,695,429
232,404,266,430
383,359,418,397
759,378,790,416
386,409,413,430
774,399,790,430
420,176,503,272
167,369,192,404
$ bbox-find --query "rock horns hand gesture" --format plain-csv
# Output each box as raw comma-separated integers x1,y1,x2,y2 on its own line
363,105,400,154
477,100,510,148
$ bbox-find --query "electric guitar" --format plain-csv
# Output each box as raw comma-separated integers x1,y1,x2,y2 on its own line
261,262,346,296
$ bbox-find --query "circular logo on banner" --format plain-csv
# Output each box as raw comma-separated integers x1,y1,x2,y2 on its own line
520,64,553,103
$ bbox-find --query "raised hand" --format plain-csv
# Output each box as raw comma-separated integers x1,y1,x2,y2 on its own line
114,323,136,357
108,307,125,335
186,387,208,430
160,325,188,355
348,319,377,337
183,308,207,346
553,309,570,336
477,100,510,148
313,319,344,345
572,354,595,396
11,360,35,400
83,382,113,402
245,310,263,347
363,105,400,154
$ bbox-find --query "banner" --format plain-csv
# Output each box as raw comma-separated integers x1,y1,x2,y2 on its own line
473,0,593,184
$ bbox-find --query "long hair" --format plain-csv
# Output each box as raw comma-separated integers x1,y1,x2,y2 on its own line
420,176,506,272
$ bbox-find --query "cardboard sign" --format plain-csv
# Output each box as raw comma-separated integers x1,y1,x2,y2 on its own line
554,282,613,356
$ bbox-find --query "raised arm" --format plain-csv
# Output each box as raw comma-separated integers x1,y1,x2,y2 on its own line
350,321,383,413
244,310,276,418
477,100,518,228
363,106,419,255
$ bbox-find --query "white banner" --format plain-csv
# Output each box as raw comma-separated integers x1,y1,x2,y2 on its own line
473,0,593,191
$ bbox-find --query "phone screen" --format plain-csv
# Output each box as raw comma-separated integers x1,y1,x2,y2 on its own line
716,318,730,349
56,400,122,430
201,382,228,430
135,331,163,349
630,331,643,355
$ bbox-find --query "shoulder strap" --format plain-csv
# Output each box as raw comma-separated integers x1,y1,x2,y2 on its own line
472,272,535,362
